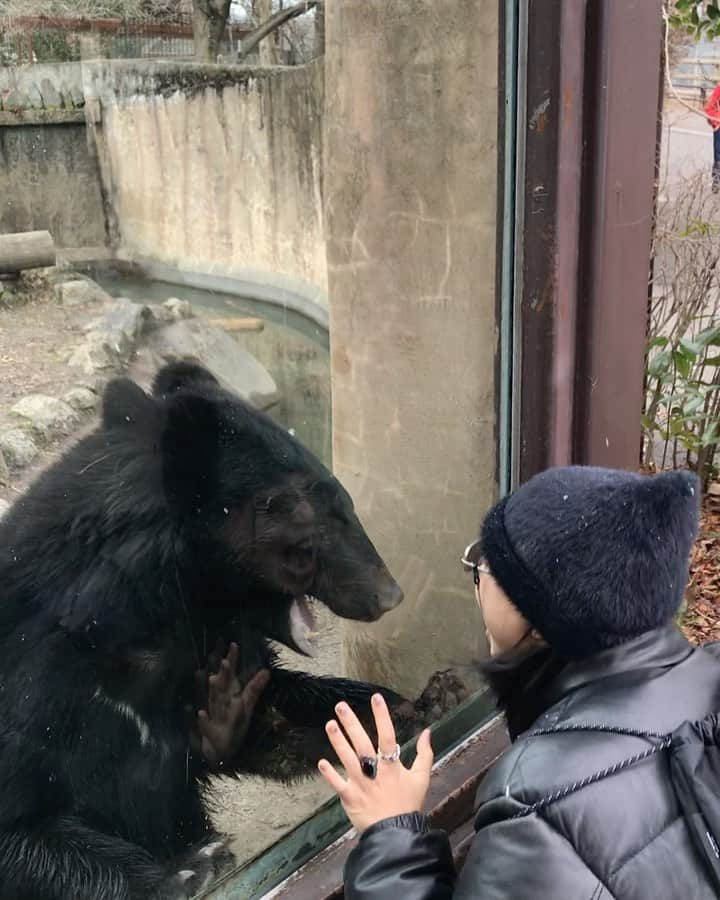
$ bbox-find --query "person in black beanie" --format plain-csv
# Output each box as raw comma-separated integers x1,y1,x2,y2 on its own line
317,466,720,899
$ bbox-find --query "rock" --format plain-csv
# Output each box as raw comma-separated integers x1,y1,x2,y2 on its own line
40,78,63,109
0,429,39,469
70,298,153,374
165,298,193,320
128,318,278,411
0,499,10,520
0,287,17,307
4,89,30,111
85,297,153,355
55,278,112,307
152,298,194,324
0,451,8,486
63,387,98,412
69,84,85,108
27,83,44,110
68,333,118,375
11,395,79,441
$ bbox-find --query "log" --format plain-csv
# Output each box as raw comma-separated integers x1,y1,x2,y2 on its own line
207,317,265,333
0,231,56,274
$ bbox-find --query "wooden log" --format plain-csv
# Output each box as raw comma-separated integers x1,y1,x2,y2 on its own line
0,231,56,274
207,316,265,333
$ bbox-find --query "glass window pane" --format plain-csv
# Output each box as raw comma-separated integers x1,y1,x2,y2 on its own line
0,0,504,895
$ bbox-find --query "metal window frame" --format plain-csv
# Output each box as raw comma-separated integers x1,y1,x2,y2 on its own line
518,0,663,480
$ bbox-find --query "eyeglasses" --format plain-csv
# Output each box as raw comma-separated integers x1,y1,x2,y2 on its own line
460,539,491,587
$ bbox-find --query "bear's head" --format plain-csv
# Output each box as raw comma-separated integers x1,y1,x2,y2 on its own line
100,361,403,656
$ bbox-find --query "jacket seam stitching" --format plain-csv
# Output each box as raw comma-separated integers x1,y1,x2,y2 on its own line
495,697,574,798
538,812,614,898
609,815,680,878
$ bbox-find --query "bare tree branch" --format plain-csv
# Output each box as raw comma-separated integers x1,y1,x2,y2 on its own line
237,0,316,62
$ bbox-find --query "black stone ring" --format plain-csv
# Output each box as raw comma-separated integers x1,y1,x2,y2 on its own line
359,755,378,779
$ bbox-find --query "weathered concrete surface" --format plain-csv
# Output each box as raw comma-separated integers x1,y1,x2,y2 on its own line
83,59,327,307
0,62,85,111
326,0,499,698
0,124,107,248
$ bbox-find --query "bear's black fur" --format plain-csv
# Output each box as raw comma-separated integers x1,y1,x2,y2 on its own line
0,362,405,900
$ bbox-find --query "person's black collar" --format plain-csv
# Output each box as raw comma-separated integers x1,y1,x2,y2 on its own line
544,624,694,710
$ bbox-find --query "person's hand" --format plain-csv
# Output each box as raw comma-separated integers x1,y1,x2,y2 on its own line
317,693,433,833
191,641,270,769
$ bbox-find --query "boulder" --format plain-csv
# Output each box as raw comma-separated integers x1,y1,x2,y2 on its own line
0,499,10,520
27,83,44,110
0,451,8,486
11,395,79,441
39,78,63,109
85,297,152,354
55,278,112,307
69,298,153,374
0,429,39,468
68,333,117,375
4,90,30,111
69,83,85,108
129,317,278,411
63,387,98,412
163,298,193,321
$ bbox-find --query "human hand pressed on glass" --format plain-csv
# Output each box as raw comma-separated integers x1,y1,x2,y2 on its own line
189,640,271,769
318,693,434,833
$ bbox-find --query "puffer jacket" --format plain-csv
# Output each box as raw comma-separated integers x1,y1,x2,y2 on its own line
344,626,720,899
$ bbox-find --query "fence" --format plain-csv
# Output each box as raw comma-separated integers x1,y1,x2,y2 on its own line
0,14,250,65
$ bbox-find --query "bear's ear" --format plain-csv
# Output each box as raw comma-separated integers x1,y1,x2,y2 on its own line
160,390,220,509
102,377,157,431
152,360,219,398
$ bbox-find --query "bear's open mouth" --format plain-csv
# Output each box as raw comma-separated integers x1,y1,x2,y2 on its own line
287,595,320,656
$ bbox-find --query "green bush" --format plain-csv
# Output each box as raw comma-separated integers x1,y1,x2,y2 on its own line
643,175,720,488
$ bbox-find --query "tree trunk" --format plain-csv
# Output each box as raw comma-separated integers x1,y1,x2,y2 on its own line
193,0,231,61
255,0,277,65
0,231,55,275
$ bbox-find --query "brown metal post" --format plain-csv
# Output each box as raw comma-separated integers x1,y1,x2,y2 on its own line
518,0,663,479
572,0,663,469
517,0,587,481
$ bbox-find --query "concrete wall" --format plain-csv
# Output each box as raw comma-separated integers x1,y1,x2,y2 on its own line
83,60,327,306
0,62,84,111
326,0,499,697
0,123,107,249
0,62,106,249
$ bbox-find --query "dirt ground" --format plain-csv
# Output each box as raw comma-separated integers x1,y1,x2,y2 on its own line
680,492,720,646
0,282,94,484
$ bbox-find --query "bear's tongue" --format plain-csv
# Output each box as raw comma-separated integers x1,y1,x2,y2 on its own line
288,596,319,657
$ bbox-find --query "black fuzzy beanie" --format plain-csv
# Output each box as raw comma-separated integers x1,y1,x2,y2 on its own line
481,467,701,658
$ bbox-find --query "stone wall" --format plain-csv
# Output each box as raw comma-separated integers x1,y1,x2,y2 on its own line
0,123,107,249
0,62,84,111
0,59,327,309
83,59,327,306
0,62,106,249
326,0,500,697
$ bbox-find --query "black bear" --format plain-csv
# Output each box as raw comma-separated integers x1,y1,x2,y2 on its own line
0,361,405,900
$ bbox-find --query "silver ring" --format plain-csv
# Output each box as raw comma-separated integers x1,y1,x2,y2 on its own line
378,743,401,763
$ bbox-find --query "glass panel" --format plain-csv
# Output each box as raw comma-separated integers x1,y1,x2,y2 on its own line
0,0,506,897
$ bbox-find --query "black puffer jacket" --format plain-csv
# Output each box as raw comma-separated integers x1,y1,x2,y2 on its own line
344,627,720,899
